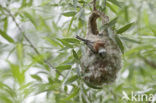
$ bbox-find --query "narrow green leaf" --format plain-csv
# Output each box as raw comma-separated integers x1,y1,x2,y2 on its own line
81,93,88,103
19,82,33,90
106,2,117,14
28,0,33,6
44,37,63,48
78,1,86,3
16,43,23,65
50,4,60,6
143,10,149,27
63,87,79,100
72,49,79,60
65,75,78,84
0,94,12,103
115,35,124,54
108,17,118,27
150,27,156,36
31,74,42,81
8,62,25,85
29,54,45,63
85,81,102,89
100,17,118,30
78,19,84,28
4,17,8,32
67,16,74,33
21,0,27,8
19,82,33,97
117,22,134,34
39,16,51,31
56,65,71,71
23,12,37,29
62,11,76,17
124,6,129,22
0,82,16,97
62,55,74,64
107,0,123,8
57,38,73,48
107,28,116,42
52,21,59,31
77,8,85,21
62,38,80,44
7,47,16,59
51,52,67,63
120,36,141,44
0,29,14,43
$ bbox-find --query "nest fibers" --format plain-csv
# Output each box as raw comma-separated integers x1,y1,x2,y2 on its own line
79,10,122,87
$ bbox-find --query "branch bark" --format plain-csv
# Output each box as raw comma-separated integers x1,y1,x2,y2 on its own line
93,0,96,10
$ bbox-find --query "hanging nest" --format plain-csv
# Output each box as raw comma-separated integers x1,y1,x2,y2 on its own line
78,10,122,87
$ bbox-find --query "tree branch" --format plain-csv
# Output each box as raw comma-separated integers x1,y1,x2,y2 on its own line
143,58,156,69
0,5,64,77
139,55,156,69
93,0,96,10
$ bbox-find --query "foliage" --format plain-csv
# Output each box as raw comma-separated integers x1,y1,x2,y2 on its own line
0,0,156,103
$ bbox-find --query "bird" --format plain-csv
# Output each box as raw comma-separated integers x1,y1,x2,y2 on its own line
76,35,107,58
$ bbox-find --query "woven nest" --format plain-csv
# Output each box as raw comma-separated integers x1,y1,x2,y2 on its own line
80,10,122,87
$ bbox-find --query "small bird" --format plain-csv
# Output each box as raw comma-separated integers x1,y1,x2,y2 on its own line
76,35,107,58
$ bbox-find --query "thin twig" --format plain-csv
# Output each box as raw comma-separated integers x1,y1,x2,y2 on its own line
0,5,64,77
142,58,156,69
104,0,107,10
93,0,96,10
6,9,40,55
23,43,55,50
139,55,156,69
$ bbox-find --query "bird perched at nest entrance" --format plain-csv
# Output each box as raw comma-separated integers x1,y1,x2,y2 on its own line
76,35,107,58
76,4,122,88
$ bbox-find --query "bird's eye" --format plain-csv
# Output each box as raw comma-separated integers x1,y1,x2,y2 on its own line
98,48,107,58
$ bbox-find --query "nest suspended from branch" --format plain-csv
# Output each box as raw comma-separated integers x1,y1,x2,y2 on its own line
77,10,122,88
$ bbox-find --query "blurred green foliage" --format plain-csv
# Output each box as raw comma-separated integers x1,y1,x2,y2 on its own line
0,0,156,103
